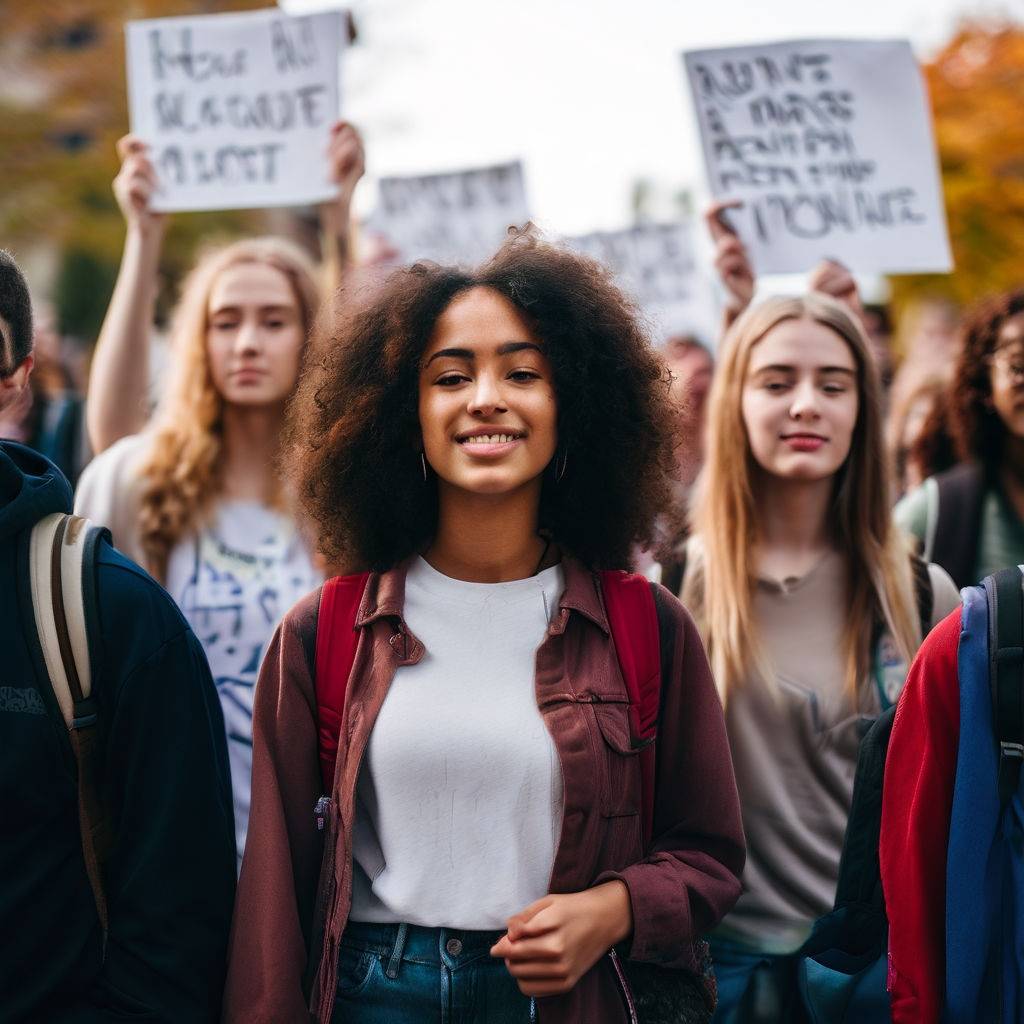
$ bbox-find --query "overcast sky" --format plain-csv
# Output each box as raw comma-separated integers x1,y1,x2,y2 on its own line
284,0,1022,236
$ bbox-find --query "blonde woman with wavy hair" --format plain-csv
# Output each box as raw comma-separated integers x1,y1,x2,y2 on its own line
679,292,960,1021
75,123,365,867
134,237,321,579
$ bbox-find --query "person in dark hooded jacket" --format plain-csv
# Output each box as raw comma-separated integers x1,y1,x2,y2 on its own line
0,248,236,1023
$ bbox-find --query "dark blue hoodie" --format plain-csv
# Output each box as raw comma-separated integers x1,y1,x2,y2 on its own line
0,441,236,1022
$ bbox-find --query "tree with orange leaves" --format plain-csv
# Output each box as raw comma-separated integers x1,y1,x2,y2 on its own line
891,22,1024,311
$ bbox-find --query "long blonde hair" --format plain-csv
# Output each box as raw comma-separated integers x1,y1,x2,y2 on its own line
682,294,921,703
138,237,321,580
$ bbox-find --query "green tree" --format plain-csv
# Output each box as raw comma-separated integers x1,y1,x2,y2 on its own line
0,1,267,340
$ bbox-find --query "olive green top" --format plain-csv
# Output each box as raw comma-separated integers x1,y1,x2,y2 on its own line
895,477,1024,582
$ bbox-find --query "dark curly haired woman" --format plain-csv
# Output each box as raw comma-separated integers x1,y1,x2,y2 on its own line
222,232,744,1024
895,289,1024,587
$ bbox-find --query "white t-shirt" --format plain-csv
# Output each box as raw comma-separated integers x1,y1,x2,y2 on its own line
349,556,566,929
75,435,321,868
165,501,319,865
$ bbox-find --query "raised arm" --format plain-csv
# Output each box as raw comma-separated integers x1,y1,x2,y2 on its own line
86,135,166,454
704,200,755,339
703,202,866,339
317,121,365,295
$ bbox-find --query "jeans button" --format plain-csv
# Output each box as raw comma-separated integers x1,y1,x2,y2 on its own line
446,938,463,956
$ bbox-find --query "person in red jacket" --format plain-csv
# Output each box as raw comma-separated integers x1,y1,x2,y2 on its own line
879,608,962,1023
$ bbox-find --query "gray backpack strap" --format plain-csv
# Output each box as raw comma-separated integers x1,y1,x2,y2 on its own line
29,512,110,941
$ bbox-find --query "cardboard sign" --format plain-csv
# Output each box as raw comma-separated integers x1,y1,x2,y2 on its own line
682,39,952,274
567,223,714,341
366,161,530,266
125,8,343,212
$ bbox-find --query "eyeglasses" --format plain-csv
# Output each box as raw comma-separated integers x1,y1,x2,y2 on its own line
988,347,1024,382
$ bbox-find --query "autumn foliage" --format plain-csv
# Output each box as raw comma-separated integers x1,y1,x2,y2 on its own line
891,21,1024,312
0,2,265,337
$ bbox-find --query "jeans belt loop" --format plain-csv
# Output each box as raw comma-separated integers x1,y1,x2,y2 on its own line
385,922,409,980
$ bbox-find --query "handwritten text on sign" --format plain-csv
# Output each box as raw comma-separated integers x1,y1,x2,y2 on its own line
125,8,342,212
567,224,713,341
367,162,530,266
682,39,952,274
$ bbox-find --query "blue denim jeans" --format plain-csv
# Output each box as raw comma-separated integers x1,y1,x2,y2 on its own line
710,936,809,1024
332,921,536,1024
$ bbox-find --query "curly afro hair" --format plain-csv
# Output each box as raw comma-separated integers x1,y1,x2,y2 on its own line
949,288,1024,467
288,230,679,572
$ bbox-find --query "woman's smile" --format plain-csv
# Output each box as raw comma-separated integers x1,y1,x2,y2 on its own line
781,432,827,452
456,427,528,458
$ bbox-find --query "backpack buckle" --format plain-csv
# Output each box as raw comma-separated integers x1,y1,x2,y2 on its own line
70,694,99,730
995,646,1024,667
997,742,1024,805
1000,740,1024,762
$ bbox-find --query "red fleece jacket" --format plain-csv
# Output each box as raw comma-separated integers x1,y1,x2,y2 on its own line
880,609,961,1024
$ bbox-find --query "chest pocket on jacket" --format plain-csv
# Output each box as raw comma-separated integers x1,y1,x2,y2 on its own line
591,699,642,818
589,698,644,872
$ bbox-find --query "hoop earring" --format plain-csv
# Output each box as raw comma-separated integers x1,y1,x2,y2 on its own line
556,449,568,483
420,451,428,483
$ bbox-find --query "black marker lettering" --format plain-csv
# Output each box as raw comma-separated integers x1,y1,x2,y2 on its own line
260,142,284,182
147,27,246,82
295,84,326,127
158,146,185,185
271,19,318,73
154,92,187,131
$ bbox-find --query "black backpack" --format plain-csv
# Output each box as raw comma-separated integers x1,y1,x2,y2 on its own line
921,462,987,589
795,559,935,1021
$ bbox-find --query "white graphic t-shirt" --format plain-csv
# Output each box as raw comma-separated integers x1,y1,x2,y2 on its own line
166,501,320,868
74,435,323,870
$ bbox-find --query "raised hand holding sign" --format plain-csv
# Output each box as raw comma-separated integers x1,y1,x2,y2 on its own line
683,39,953,275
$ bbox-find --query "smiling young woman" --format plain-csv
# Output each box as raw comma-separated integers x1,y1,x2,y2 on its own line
221,231,746,1024
679,294,961,1021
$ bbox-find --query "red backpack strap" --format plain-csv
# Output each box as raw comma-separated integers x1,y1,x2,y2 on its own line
599,569,661,847
314,572,371,794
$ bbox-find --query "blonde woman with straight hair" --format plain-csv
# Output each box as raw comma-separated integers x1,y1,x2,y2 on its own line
75,123,365,868
679,293,960,1021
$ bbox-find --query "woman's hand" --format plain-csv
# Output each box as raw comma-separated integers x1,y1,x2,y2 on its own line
324,120,365,212
704,200,755,325
319,121,365,281
490,881,633,997
112,135,165,239
808,258,865,322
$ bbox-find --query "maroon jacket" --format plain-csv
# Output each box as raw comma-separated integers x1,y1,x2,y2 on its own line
223,557,744,1023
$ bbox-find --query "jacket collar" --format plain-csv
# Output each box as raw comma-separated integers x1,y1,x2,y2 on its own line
355,553,610,636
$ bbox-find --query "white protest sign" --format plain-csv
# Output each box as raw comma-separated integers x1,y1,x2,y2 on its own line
366,162,530,266
567,223,715,342
125,8,343,212
682,39,952,275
